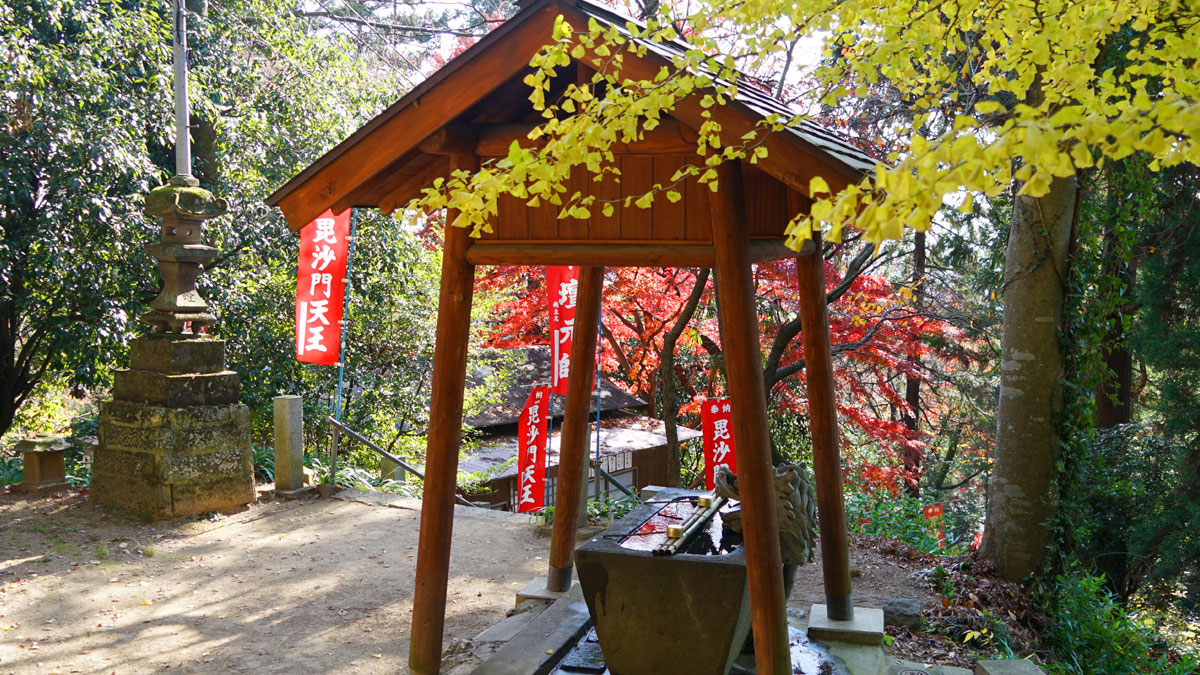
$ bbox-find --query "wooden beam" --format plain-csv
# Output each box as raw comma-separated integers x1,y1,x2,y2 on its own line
474,118,698,156
546,265,604,591
377,155,451,216
708,162,790,675
408,153,479,675
420,125,478,156
749,238,815,263
795,230,854,621
466,242,715,267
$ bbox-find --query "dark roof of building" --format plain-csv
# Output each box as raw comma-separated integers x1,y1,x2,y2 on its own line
459,413,702,481
465,346,645,429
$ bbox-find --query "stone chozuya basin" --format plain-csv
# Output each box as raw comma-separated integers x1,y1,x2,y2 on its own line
573,487,752,675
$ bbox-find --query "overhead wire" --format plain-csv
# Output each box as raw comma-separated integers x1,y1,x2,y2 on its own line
309,0,421,88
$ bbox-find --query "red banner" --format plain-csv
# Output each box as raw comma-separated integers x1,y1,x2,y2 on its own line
702,398,737,490
295,209,351,365
517,386,550,513
547,266,579,395
922,503,946,548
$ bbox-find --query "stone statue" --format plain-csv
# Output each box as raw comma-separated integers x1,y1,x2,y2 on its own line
714,462,818,566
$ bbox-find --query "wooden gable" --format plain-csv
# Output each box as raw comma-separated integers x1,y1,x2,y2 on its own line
267,0,867,243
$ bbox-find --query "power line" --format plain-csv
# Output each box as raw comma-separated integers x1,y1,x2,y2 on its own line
309,0,420,87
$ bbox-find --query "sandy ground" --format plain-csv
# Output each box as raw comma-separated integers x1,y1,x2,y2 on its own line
0,488,936,675
789,536,937,613
0,489,547,675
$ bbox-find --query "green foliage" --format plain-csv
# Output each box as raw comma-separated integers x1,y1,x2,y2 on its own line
844,481,970,555
0,0,167,436
1057,424,1188,600
251,444,274,484
1040,567,1198,675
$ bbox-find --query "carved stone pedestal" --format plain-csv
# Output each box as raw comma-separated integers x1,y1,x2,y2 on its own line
92,334,254,519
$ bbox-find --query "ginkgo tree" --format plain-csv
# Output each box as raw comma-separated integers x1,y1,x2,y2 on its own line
413,0,1199,580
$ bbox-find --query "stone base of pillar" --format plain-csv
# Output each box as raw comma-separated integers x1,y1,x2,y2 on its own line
91,334,255,520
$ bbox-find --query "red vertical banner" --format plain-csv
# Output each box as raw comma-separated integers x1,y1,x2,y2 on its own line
547,266,579,395
702,398,737,490
517,386,550,513
922,503,946,548
295,209,351,365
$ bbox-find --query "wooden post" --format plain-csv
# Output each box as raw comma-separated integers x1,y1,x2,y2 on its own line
795,231,854,620
546,265,604,591
708,162,789,675
408,153,478,675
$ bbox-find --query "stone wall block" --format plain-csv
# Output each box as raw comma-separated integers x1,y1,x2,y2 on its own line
90,476,173,519
98,419,175,454
129,334,226,374
158,448,251,483
101,400,167,427
170,473,256,517
92,447,160,482
112,369,241,407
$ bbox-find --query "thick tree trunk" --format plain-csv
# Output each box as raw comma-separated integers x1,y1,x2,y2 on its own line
980,174,1078,581
660,268,710,487
900,231,926,497
1094,173,1137,429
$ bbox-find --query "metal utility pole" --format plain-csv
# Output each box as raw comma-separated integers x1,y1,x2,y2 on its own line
173,0,192,179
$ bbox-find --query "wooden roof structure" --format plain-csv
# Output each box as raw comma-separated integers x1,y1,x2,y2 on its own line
269,1,868,673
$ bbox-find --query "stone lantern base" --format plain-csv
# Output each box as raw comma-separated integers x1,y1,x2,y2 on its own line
92,333,254,520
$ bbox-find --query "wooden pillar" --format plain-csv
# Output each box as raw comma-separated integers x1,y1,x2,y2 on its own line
795,231,854,620
708,162,789,675
547,265,604,591
408,153,478,675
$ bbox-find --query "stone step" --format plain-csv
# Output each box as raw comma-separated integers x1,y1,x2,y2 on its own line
471,584,591,675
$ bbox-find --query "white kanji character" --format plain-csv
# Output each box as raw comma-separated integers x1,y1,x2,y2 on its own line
712,463,731,477
713,440,732,463
309,272,333,298
314,217,338,244
304,326,328,353
722,403,731,413
710,403,720,414
305,299,330,326
556,353,570,381
528,403,541,426
713,418,731,441
519,466,536,505
311,244,337,271
556,279,579,309
556,318,574,345
526,422,540,445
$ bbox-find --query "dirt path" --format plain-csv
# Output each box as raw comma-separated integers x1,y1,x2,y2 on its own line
788,535,937,613
0,490,547,675
1,488,938,674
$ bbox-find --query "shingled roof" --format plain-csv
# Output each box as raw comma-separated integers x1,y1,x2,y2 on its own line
266,0,876,232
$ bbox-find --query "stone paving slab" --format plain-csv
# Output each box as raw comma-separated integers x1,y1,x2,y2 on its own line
975,659,1046,675
472,584,591,675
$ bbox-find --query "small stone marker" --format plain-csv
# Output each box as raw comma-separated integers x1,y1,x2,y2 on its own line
15,436,71,493
883,596,924,627
273,395,304,491
975,659,1046,675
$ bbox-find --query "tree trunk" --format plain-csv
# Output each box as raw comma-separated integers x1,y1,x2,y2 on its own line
660,268,710,487
1094,169,1137,429
980,174,1078,581
900,231,926,497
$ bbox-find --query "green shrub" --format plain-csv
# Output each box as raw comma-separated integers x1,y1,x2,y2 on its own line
844,483,970,554
1041,566,1198,675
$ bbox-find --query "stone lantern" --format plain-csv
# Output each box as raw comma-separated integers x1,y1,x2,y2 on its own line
90,177,255,519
